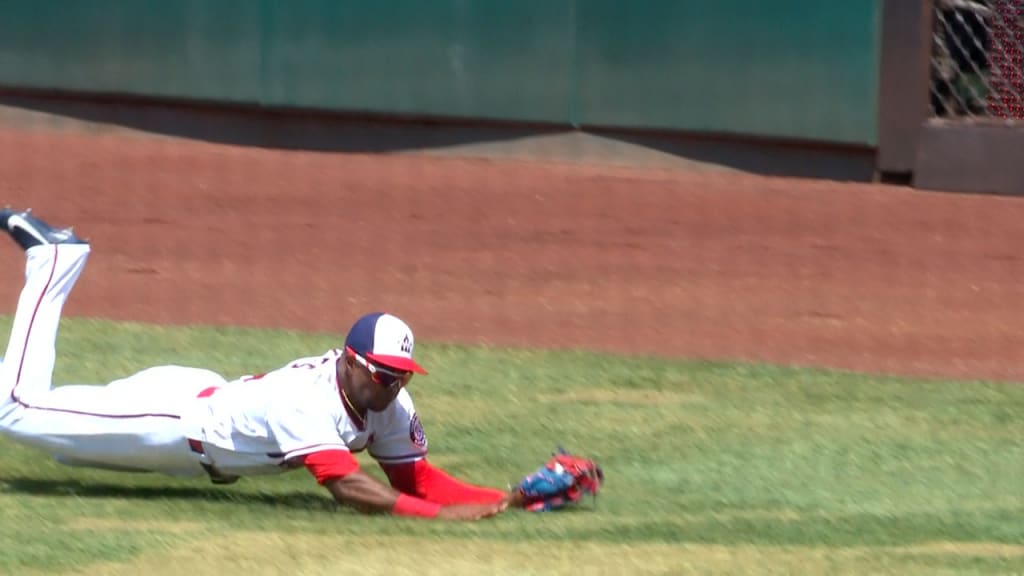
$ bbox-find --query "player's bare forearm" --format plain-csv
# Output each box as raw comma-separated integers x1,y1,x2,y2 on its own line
323,471,511,520
323,471,400,514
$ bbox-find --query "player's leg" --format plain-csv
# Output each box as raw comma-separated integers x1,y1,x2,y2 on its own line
0,212,228,478
7,365,228,476
0,212,202,476
0,241,90,402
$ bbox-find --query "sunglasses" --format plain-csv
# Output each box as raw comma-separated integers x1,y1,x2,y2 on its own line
351,351,412,388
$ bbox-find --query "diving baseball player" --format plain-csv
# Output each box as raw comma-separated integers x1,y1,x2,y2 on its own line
0,209,526,520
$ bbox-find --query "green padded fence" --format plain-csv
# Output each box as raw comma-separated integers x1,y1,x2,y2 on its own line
0,0,880,144
575,1,881,144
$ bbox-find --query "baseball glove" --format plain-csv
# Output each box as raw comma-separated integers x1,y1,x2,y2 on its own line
515,447,604,512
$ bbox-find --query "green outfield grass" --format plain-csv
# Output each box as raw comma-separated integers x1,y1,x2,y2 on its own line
0,317,1022,575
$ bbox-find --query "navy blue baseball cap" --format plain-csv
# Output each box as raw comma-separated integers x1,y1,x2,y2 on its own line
344,312,427,374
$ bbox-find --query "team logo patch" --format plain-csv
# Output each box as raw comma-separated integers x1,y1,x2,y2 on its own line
409,414,427,448
401,335,413,354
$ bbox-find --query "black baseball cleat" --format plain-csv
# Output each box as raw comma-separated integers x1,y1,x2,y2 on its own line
1,208,86,250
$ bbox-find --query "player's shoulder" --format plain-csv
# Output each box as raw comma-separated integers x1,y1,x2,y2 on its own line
234,349,341,386
281,349,342,370
259,350,338,378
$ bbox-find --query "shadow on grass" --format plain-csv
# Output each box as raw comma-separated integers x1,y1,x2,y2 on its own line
0,475,341,513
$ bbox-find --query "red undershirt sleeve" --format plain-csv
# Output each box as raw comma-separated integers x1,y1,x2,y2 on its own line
380,459,506,505
303,449,361,485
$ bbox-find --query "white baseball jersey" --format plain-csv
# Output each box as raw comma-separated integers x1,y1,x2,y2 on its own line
181,350,429,476
0,243,427,480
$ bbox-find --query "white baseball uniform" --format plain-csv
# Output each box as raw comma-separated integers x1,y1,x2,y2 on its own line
0,244,427,479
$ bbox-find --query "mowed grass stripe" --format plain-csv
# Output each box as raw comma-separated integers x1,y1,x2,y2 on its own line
46,535,1024,576
0,316,1021,575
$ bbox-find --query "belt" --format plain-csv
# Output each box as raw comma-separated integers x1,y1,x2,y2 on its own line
187,386,239,485
187,385,220,455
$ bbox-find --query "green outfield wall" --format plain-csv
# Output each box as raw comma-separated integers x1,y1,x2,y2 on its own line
0,1,881,145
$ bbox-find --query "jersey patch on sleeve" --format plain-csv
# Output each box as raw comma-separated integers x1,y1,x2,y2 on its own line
409,413,428,449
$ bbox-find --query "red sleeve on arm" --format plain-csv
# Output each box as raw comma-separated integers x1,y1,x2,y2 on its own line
380,459,506,505
303,450,360,485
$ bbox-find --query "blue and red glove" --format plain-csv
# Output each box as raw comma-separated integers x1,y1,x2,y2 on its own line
516,448,604,512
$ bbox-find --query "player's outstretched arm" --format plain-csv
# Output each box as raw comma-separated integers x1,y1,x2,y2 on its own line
299,449,505,519
322,470,400,513
322,470,507,520
380,459,525,509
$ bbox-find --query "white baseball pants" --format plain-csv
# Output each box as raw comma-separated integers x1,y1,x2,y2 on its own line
0,244,225,476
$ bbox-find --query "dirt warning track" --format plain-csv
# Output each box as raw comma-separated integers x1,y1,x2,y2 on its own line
2,127,1023,382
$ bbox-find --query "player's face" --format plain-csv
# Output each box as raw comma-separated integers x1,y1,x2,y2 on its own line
351,352,412,411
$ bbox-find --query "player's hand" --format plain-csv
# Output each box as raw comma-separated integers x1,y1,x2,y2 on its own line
437,501,509,521
502,487,525,509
